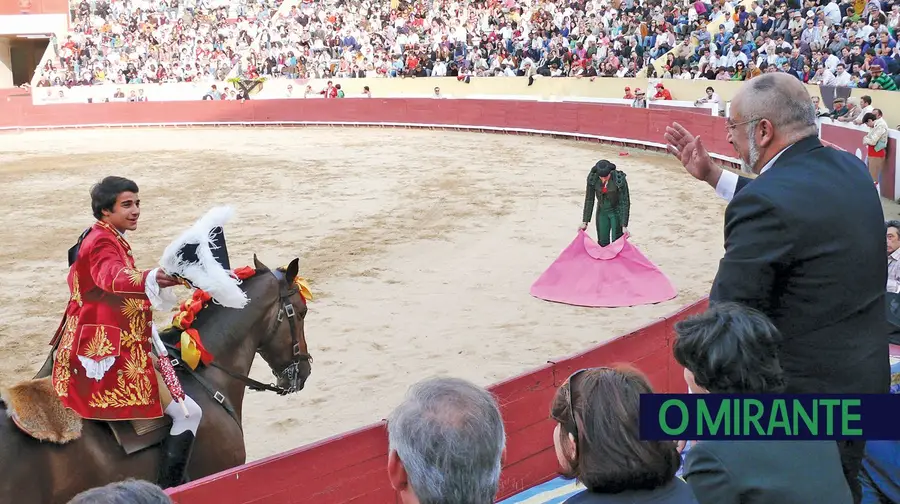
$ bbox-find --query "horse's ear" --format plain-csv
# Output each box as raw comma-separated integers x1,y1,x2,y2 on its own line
285,258,300,285
253,254,269,271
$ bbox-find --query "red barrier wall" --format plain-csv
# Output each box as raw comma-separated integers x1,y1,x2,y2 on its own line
163,300,707,504
0,97,740,168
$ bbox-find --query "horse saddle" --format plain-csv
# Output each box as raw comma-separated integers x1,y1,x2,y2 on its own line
2,376,171,454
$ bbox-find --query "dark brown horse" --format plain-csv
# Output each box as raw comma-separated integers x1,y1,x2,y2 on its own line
0,256,312,504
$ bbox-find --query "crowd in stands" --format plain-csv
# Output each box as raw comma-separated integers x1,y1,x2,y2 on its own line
30,0,900,92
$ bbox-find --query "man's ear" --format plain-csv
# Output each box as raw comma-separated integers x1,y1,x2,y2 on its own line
387,449,409,493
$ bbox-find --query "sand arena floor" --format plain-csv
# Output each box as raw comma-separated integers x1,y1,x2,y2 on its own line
0,127,735,461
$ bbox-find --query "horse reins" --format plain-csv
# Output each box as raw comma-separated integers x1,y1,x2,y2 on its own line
163,270,312,426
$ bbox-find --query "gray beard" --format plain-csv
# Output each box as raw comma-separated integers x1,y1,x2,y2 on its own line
740,130,761,174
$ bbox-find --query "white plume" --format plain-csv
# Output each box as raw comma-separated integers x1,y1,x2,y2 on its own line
158,206,248,309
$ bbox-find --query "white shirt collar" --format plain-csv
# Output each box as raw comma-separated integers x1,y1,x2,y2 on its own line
759,144,793,175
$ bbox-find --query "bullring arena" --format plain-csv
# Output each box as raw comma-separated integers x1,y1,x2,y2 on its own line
1,78,900,503
0,125,726,461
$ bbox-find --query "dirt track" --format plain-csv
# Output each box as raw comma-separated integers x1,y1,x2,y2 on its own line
0,127,728,461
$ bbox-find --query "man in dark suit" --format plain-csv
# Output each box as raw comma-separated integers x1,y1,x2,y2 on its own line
664,73,890,503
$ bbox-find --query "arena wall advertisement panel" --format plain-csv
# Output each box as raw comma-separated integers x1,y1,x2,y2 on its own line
0,96,894,503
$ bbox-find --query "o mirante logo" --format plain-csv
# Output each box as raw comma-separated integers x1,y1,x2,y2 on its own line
639,394,900,441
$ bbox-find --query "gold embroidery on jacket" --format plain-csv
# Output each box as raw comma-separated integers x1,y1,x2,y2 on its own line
83,326,116,360
121,298,145,321
87,346,155,409
86,299,154,409
71,276,82,306
52,316,78,398
111,268,145,294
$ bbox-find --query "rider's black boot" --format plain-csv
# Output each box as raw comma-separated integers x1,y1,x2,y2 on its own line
157,430,197,489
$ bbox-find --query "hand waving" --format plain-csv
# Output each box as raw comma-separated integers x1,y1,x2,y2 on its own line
664,122,720,186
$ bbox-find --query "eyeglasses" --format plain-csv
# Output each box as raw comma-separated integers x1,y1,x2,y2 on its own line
725,117,761,132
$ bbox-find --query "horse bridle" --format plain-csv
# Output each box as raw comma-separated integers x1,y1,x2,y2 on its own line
205,270,312,396
165,269,312,424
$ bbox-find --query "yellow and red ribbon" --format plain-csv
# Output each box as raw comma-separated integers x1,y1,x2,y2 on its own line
170,266,256,369
168,265,312,370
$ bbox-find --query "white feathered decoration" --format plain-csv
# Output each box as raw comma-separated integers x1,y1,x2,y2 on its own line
158,206,249,309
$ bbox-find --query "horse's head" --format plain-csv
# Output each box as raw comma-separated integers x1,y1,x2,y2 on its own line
252,254,312,394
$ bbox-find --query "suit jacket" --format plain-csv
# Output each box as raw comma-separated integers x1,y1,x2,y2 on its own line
682,440,853,504
711,135,890,394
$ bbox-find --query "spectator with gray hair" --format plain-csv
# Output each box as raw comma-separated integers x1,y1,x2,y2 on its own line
67,479,172,504
387,377,505,504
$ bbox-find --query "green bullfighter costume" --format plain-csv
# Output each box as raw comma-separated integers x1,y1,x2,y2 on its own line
582,160,630,247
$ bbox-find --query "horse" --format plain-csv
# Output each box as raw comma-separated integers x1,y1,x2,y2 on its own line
0,255,312,504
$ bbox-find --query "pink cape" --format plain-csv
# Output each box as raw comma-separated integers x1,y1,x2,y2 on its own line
530,231,677,308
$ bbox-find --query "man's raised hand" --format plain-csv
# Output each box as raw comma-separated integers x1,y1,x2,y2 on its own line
665,122,721,187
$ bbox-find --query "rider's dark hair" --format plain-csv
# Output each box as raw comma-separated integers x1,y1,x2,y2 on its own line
90,176,139,220
673,302,786,394
67,479,172,504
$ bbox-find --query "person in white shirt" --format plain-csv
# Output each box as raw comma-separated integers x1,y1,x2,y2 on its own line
695,86,720,108
854,95,874,125
827,63,852,87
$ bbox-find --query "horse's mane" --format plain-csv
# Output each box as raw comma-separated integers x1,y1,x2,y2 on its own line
158,265,286,347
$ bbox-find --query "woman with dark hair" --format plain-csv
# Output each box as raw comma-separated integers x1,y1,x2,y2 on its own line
674,302,853,504
579,160,630,247
549,366,698,503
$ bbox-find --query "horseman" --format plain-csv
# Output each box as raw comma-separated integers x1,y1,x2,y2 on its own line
50,176,203,489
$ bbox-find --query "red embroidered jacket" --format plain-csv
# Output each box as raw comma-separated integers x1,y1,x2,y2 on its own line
51,220,164,421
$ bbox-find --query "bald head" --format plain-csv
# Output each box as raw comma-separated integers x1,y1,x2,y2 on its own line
732,73,818,142
726,73,819,174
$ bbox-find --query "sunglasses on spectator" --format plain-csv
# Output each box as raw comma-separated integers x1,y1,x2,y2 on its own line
564,367,610,442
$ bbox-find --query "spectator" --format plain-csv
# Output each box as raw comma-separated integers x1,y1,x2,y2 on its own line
67,479,172,504
387,377,505,504
887,220,900,293
549,366,698,504
838,97,864,123
665,73,890,503
202,85,222,101
29,0,900,92
854,95,875,125
831,97,850,119
632,88,648,109
694,86,720,107
363,85,371,98
652,83,673,100
675,302,853,504
862,109,889,187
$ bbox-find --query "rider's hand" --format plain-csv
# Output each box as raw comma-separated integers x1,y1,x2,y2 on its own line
155,269,181,289
665,122,722,188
